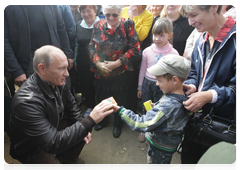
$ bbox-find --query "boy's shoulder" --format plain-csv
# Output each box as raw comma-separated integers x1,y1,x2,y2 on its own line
154,93,187,109
156,93,191,116
147,93,190,123
165,93,188,104
159,93,188,102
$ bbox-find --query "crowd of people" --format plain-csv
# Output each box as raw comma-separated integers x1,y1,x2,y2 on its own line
4,5,236,164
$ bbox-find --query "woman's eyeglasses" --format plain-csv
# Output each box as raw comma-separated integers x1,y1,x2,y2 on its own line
105,13,119,18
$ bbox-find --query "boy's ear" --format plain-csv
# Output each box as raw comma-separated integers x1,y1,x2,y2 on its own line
168,32,173,39
172,76,179,84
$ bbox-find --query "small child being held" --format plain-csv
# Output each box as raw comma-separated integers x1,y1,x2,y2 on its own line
112,54,191,164
137,18,179,143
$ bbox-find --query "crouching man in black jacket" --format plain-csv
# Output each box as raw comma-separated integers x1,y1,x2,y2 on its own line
8,45,114,164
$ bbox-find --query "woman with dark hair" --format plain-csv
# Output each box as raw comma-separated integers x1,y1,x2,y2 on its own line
89,5,140,138
74,5,100,113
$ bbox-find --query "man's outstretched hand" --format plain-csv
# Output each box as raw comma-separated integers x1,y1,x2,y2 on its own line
89,101,114,124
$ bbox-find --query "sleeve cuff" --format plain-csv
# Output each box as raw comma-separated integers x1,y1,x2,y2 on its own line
209,89,218,103
80,116,96,133
117,106,126,116
12,69,25,80
137,85,142,91
189,84,196,92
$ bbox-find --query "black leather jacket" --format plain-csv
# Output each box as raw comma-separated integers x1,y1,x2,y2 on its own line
8,73,96,157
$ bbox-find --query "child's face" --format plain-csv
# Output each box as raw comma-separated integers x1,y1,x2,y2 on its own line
155,75,174,94
153,32,173,48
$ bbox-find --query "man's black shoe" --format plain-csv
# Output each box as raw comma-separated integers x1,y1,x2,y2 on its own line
113,127,121,138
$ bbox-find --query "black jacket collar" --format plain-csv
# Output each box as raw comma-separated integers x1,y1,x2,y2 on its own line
34,73,65,99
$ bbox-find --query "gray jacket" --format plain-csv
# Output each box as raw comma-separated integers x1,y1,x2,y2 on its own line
118,93,190,152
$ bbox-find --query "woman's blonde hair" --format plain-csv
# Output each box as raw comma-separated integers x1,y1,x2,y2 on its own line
152,17,173,35
161,5,184,18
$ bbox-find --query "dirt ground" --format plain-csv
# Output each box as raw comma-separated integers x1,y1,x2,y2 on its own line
4,103,180,170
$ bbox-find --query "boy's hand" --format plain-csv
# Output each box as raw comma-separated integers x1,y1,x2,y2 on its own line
112,105,120,113
101,97,120,113
137,90,142,99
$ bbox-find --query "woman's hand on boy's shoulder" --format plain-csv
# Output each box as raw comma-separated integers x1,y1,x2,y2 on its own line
183,84,195,95
183,91,212,112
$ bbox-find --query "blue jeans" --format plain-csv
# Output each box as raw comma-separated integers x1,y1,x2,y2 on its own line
141,77,163,114
147,144,174,164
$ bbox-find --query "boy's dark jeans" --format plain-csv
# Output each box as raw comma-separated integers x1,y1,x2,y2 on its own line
147,144,175,164
14,119,86,164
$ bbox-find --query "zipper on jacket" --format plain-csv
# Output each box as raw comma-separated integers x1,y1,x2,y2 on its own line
198,31,236,92
48,95,60,128
49,83,66,128
53,98,60,128
59,83,65,120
